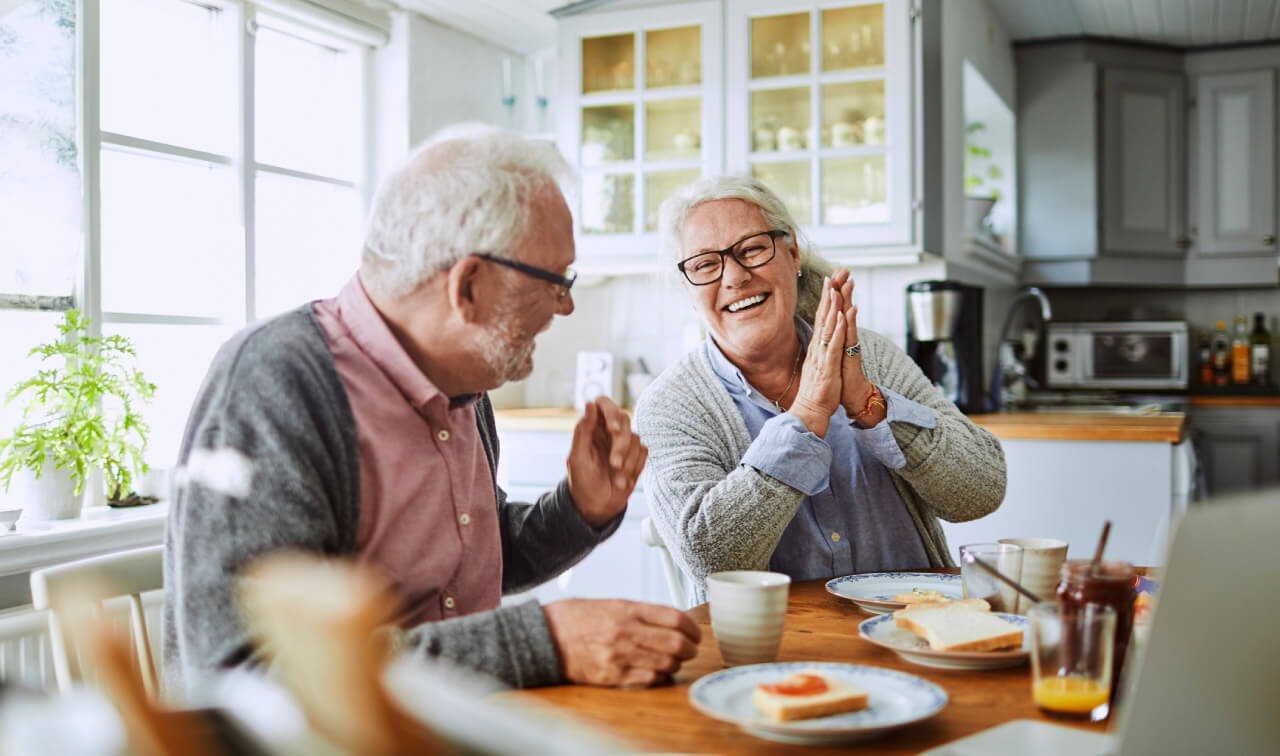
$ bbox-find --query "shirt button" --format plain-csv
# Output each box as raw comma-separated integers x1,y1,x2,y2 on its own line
444,596,456,609
437,429,450,442
459,513,471,525
831,532,841,543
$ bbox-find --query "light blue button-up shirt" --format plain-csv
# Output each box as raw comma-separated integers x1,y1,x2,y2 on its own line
705,318,936,580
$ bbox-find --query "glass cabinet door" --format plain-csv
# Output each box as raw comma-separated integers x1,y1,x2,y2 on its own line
560,2,723,260
729,0,910,249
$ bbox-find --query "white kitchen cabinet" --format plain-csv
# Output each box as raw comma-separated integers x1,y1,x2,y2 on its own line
1101,67,1187,256
1187,405,1280,497
555,2,723,269
724,0,914,252
1193,69,1276,257
495,428,673,607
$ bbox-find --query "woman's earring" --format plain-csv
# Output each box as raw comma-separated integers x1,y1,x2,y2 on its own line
797,269,802,279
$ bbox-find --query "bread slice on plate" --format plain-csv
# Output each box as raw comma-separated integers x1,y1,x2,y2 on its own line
753,671,870,722
893,599,1022,653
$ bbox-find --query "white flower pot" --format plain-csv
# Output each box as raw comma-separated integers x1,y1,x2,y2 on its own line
11,461,82,523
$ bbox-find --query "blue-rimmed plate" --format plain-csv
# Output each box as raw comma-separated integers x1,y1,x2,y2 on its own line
687,661,947,745
826,572,963,614
858,612,1030,670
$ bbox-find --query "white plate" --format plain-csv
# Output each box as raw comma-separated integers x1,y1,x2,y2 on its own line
687,661,947,745
858,612,1030,670
825,572,963,614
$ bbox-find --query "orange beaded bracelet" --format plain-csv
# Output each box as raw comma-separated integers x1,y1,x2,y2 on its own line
852,385,887,423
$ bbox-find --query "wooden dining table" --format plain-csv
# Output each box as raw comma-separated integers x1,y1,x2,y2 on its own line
501,571,1122,755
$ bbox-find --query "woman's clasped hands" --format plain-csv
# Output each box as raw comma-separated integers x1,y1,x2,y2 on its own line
787,269,886,435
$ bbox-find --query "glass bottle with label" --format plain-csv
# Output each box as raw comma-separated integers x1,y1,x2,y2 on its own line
1232,316,1250,385
1251,313,1271,388
1197,333,1213,387
1211,320,1230,388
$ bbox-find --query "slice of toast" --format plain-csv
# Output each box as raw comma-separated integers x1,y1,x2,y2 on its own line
892,599,1022,652
752,672,869,722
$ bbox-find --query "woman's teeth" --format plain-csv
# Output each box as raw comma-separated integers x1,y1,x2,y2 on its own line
727,294,766,312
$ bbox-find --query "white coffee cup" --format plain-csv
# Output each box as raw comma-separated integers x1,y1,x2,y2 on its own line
706,570,790,666
998,537,1069,613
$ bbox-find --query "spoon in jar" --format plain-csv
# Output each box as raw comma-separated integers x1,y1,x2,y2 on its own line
1089,520,1112,577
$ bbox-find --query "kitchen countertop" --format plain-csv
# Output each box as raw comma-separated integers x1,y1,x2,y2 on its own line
497,408,1186,443
1187,395,1280,407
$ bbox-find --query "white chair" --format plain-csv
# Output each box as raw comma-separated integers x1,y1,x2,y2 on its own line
640,516,690,609
29,545,164,699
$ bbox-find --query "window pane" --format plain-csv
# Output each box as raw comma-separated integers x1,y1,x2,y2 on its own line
645,170,699,232
823,155,888,224
582,105,635,163
254,25,361,179
254,173,362,319
823,80,886,147
752,161,811,226
751,12,810,79
104,322,234,472
822,4,885,71
0,0,79,297
100,0,235,153
752,87,810,153
581,173,634,234
645,98,700,161
646,26,699,89
100,148,243,318
582,32,634,94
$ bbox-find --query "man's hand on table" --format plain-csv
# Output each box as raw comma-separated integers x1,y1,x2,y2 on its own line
566,397,648,528
543,599,701,687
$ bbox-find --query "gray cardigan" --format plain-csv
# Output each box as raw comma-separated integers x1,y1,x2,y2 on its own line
163,306,615,693
635,326,1006,596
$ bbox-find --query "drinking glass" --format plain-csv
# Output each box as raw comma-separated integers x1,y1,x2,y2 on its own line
1029,602,1117,722
959,542,1023,613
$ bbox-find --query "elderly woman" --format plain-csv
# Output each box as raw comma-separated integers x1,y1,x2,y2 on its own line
635,176,1005,601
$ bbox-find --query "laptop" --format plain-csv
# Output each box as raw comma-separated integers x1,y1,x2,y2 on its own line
923,489,1280,756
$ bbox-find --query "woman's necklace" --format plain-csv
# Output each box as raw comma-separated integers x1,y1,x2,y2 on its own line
770,343,804,412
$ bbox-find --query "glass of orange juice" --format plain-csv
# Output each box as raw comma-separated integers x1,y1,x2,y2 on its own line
1028,602,1116,722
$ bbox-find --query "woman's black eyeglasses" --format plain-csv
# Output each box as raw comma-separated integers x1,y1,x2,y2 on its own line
676,229,787,286
474,253,577,298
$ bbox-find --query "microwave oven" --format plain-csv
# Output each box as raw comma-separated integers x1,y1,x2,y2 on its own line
1046,321,1189,389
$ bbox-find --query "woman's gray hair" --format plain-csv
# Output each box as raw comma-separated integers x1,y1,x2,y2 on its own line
657,174,834,324
361,123,574,300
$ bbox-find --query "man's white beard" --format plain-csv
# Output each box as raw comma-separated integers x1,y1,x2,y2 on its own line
479,302,536,386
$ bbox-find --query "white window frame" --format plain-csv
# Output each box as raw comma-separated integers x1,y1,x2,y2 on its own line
72,0,378,339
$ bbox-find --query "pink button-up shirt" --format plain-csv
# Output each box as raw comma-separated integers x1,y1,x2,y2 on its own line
313,276,502,626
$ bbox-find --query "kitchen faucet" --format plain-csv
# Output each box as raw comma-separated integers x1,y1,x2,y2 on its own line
990,287,1053,410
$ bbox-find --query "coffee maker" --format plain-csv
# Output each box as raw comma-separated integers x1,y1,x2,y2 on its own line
905,280,986,414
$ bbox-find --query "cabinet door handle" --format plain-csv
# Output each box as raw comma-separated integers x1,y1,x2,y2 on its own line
1265,234,1276,245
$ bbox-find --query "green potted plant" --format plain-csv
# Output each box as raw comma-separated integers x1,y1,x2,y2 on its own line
0,310,156,521
964,121,1004,236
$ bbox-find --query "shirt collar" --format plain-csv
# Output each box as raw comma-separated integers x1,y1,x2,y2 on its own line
331,275,473,415
703,316,814,399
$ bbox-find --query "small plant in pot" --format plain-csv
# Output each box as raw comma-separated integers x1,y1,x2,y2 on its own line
964,121,1003,237
0,310,156,521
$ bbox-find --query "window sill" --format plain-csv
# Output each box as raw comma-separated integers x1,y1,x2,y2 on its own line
0,502,167,577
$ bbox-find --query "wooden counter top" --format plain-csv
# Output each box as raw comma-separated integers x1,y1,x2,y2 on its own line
1188,395,1280,408
968,412,1185,443
498,408,1186,443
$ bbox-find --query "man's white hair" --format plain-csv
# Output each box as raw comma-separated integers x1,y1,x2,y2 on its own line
361,123,574,300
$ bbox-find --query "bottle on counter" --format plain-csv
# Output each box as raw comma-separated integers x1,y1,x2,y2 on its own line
1251,312,1271,388
1232,315,1250,384
1211,320,1230,387
1197,333,1213,387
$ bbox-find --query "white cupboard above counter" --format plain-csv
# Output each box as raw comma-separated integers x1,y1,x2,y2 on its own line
554,0,927,273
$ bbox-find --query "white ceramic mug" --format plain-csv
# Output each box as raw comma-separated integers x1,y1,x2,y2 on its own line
706,570,790,666
999,537,1069,613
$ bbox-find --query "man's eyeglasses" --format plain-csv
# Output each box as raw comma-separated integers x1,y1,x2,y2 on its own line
474,253,577,298
676,229,787,286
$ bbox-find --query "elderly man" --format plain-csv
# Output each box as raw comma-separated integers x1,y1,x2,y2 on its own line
164,124,700,692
